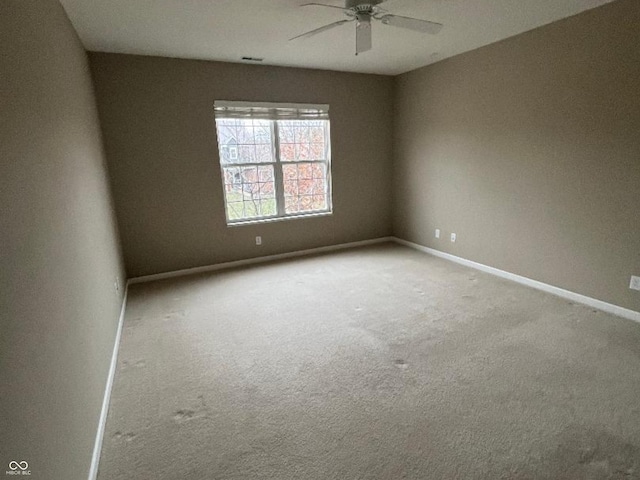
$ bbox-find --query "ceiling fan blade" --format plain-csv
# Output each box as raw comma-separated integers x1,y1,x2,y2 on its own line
355,16,372,55
290,19,351,41
379,14,443,34
301,3,351,13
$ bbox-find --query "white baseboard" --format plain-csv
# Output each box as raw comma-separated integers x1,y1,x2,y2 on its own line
129,237,395,285
88,284,129,480
393,237,640,324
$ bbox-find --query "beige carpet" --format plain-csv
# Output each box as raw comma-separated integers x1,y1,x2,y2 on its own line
98,243,640,479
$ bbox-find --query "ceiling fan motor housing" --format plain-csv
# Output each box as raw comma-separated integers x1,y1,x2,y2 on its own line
345,0,384,10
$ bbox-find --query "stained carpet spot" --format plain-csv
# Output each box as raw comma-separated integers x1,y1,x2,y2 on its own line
164,310,186,321
113,431,136,442
173,409,196,422
394,359,409,369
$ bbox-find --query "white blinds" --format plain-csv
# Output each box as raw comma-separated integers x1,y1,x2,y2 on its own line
214,100,329,120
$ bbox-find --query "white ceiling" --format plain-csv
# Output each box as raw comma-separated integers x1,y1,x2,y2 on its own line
60,0,615,76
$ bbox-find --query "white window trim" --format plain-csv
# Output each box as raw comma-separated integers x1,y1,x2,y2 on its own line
214,101,333,226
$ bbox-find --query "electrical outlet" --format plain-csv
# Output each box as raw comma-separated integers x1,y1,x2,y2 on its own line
435,229,440,239
630,276,640,291
255,236,262,246
451,233,457,243
114,279,120,294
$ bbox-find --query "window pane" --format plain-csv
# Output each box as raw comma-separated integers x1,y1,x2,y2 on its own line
309,143,324,160
223,165,277,221
280,143,295,162
259,182,274,198
283,162,329,215
283,163,298,180
295,143,310,161
260,199,276,216
294,125,310,143
215,118,273,164
311,163,325,179
310,126,325,143
217,121,237,145
278,123,295,143
255,144,272,163
258,165,274,182
298,178,314,195
311,177,326,195
297,163,313,179
278,120,328,162
285,196,299,214
227,202,244,220
312,194,327,210
239,145,256,163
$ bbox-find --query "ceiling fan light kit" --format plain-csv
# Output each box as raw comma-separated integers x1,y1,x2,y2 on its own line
290,0,443,55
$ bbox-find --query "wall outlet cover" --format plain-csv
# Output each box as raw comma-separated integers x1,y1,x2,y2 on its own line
435,229,440,239
451,233,457,243
256,236,262,246
630,276,640,291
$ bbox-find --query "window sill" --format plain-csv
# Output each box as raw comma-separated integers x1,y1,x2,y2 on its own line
227,210,333,227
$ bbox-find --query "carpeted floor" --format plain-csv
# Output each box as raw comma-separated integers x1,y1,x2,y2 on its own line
98,243,640,479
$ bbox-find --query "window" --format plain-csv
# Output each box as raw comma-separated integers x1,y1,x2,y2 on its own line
214,101,332,224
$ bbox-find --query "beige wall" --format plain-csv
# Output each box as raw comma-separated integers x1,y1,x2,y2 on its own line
89,53,394,278
393,0,640,312
0,1,125,479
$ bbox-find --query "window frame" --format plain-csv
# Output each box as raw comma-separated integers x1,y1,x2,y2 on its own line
215,110,333,226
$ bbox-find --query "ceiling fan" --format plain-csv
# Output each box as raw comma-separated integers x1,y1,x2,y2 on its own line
290,0,443,55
